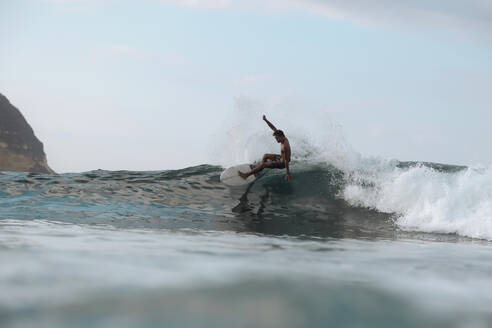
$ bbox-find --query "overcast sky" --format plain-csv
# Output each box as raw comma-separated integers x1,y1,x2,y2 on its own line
1,0,491,172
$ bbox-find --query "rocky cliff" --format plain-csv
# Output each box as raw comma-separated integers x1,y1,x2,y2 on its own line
0,93,54,173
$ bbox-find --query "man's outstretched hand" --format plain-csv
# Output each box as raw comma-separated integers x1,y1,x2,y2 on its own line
262,115,267,121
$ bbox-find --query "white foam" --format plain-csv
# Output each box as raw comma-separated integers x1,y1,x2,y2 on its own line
344,161,492,240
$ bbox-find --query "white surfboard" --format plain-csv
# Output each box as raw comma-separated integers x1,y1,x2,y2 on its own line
220,164,257,186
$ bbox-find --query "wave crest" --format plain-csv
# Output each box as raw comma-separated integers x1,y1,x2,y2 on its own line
343,161,492,240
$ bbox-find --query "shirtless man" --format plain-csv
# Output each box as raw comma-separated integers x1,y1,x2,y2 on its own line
238,115,292,181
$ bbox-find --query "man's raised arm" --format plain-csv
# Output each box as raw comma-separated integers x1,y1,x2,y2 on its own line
262,115,277,131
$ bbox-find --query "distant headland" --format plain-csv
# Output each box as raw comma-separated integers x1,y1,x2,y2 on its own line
0,93,54,174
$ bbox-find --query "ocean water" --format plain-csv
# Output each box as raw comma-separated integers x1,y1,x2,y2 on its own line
1,162,492,328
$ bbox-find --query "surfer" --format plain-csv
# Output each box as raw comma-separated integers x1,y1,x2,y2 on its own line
238,115,292,181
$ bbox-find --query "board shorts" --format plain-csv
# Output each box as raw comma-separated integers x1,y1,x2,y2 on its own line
266,155,286,169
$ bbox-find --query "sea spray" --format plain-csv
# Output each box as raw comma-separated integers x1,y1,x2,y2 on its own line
210,96,359,170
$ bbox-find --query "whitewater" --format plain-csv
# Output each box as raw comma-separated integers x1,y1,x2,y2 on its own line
344,160,492,240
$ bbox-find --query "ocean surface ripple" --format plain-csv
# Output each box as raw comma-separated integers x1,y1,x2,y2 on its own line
0,163,394,239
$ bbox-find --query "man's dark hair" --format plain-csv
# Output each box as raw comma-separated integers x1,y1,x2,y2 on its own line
273,130,285,137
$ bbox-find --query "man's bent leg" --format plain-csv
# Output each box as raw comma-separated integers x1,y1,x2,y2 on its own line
238,163,265,180
262,154,278,164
